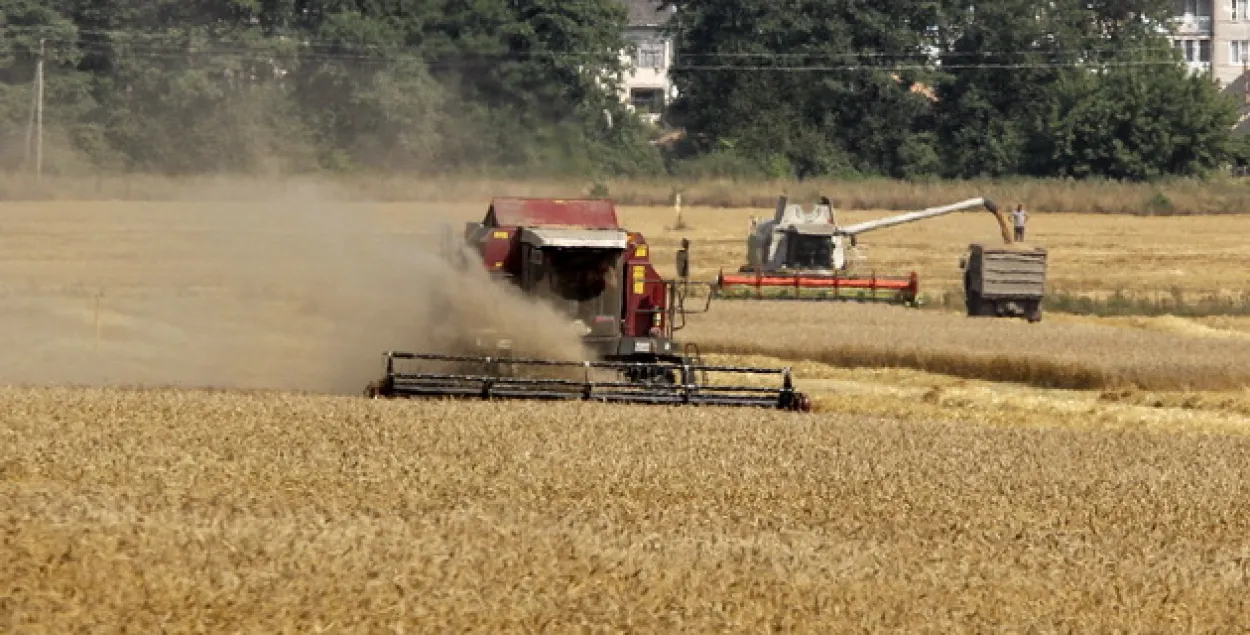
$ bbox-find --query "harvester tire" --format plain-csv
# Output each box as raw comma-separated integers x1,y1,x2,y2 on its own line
793,393,813,412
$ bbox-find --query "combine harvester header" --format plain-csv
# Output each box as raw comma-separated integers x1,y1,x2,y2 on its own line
367,196,812,412
714,195,1008,306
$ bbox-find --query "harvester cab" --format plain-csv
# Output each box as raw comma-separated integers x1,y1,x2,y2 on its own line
366,197,809,411
464,220,637,351
747,195,844,273
717,195,1001,305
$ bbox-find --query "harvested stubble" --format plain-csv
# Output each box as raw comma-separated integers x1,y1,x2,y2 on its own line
682,302,1250,391
698,353,1250,436
2,387,1248,632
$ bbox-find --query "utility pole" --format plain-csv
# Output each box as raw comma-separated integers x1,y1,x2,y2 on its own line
35,38,45,182
24,69,36,170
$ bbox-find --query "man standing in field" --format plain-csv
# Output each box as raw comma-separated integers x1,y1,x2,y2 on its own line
1011,204,1029,242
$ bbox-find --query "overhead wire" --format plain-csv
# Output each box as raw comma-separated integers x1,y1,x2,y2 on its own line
0,23,1180,58
0,25,1188,72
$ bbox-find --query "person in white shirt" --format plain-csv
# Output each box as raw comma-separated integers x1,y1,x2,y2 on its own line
1011,204,1029,241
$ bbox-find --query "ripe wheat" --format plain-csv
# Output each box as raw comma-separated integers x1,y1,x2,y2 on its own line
2,387,1247,632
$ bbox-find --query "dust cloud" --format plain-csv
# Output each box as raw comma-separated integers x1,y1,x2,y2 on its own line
0,179,595,395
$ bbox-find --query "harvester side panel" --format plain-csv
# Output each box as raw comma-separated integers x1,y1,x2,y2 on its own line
622,234,668,340
478,227,519,274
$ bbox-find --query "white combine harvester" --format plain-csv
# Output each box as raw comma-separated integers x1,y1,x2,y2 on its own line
712,195,1010,305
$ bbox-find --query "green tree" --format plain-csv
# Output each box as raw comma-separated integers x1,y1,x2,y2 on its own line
0,0,91,171
661,0,952,179
1039,50,1238,180
423,0,650,175
1,0,658,176
933,0,1234,180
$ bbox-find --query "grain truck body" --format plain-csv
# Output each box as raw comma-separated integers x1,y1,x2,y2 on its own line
960,243,1048,322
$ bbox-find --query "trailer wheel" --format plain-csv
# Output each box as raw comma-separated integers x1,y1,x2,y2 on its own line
964,290,980,317
1027,301,1043,323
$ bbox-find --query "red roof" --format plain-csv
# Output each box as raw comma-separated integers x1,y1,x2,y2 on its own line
484,197,620,229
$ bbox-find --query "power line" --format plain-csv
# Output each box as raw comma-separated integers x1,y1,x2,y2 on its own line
0,28,1187,73
671,60,1184,72
12,46,1187,73
0,24,1188,62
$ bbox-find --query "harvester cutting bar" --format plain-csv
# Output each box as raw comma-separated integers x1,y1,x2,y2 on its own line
367,352,811,411
714,270,919,304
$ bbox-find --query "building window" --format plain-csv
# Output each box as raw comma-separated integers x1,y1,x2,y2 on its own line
634,42,664,69
1233,0,1249,20
629,88,665,113
1230,40,1249,63
1178,39,1213,61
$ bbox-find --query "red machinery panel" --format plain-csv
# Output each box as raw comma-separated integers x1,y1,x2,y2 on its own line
484,197,620,230
718,272,918,290
621,233,667,338
480,227,519,276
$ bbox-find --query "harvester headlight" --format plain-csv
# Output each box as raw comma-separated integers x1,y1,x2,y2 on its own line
497,339,512,350
573,320,592,336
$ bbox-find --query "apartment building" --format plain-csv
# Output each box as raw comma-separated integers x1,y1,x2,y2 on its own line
616,0,678,124
1170,0,1250,92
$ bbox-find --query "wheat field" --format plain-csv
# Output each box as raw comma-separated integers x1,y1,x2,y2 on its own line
3,388,1249,632
3,183,1250,630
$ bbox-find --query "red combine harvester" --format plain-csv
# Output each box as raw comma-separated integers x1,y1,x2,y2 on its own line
367,197,811,411
713,195,1007,306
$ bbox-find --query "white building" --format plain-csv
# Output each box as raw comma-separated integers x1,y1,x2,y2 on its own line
1169,0,1250,127
616,0,679,124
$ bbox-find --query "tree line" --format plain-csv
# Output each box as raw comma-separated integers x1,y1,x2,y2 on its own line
0,0,1243,181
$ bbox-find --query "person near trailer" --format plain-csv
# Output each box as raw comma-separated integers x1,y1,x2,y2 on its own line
1011,204,1029,242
